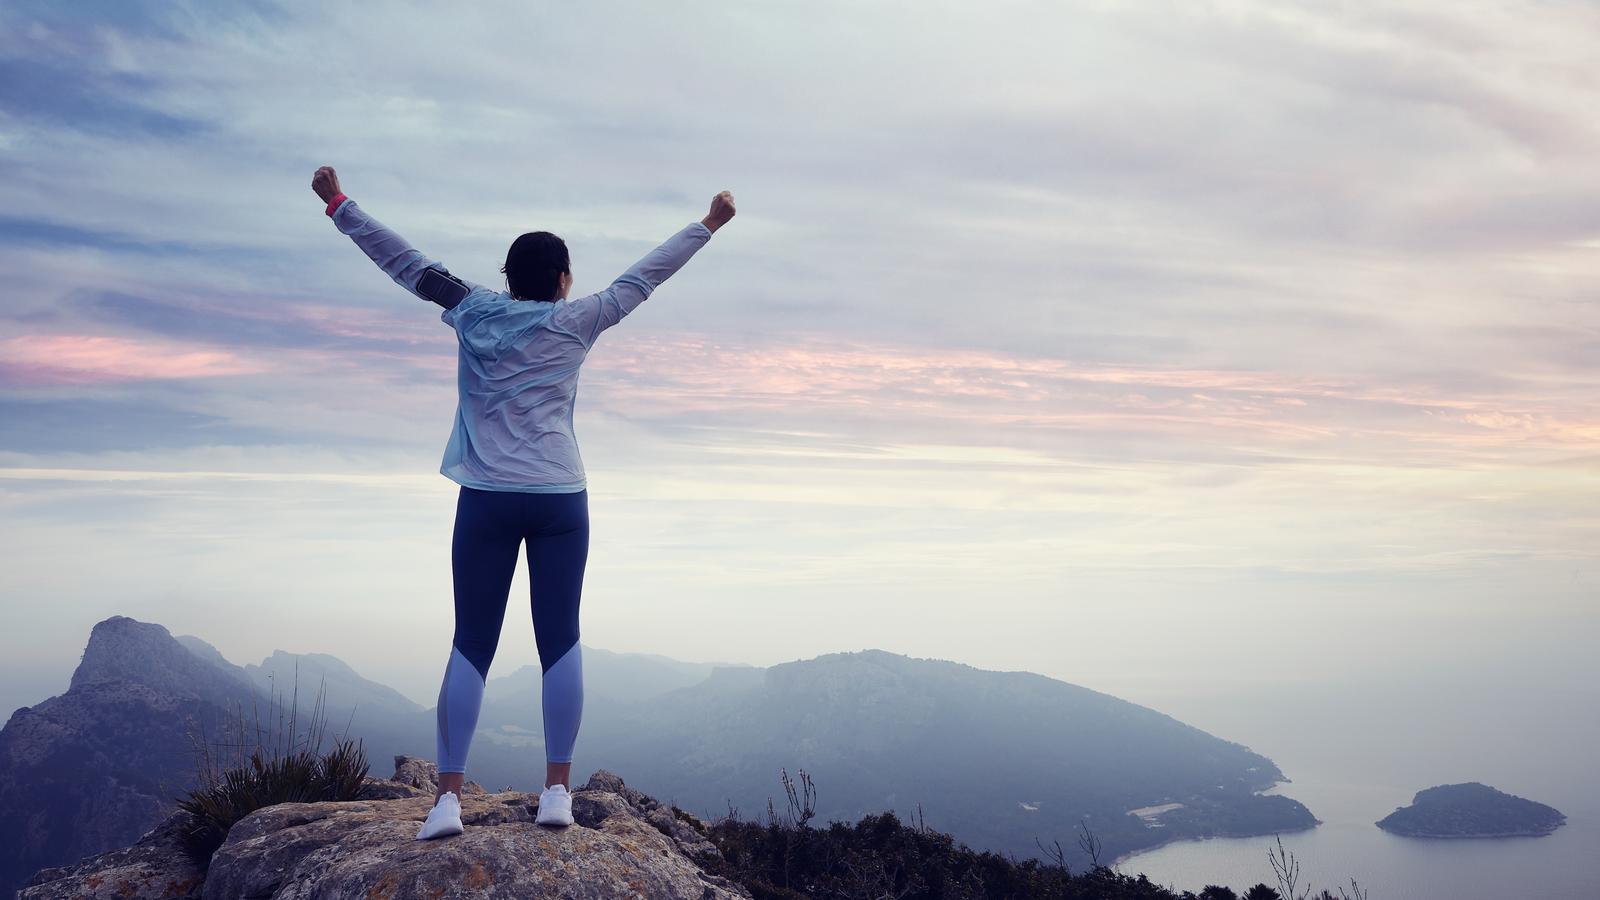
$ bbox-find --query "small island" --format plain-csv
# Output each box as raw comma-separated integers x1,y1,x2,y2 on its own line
1376,782,1566,838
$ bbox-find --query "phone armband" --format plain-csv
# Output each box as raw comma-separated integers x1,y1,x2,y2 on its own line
417,266,470,310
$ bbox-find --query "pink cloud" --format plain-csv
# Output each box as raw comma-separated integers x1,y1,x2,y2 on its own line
0,334,272,384
8,324,1592,466
577,329,1600,456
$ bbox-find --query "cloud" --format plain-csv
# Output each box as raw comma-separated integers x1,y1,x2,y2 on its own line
61,289,422,352
0,334,267,384
1,0,1596,696
0,56,209,139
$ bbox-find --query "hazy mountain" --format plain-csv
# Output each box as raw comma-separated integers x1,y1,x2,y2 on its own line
0,619,439,896
170,634,238,672
0,617,1316,893
579,649,1316,867
242,649,425,718
474,645,751,732
175,635,437,789
0,617,259,896
520,644,748,703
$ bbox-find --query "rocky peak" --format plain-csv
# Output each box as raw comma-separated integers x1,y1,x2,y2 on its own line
69,616,248,701
21,756,751,899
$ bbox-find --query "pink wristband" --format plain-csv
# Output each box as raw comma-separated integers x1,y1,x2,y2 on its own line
325,192,348,216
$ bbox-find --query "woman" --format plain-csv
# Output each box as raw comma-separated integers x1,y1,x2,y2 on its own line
310,166,735,839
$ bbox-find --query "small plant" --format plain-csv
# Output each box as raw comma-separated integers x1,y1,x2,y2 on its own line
175,658,369,867
1033,835,1072,876
1076,818,1104,870
778,767,816,827
1265,833,1373,900
1268,833,1306,900
1334,878,1370,900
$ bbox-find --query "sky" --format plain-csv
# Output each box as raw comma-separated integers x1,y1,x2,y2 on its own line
1,0,1596,717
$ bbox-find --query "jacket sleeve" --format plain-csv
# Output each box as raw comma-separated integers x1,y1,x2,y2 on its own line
548,222,713,350
327,196,488,305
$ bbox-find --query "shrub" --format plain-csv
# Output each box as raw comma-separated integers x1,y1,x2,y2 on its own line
176,661,369,867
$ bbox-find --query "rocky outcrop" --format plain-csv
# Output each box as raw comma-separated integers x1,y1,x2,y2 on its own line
22,756,751,899
17,803,205,899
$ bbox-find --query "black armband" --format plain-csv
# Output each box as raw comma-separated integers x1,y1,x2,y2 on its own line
417,266,470,310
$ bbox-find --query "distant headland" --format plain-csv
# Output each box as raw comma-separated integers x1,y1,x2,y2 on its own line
1376,782,1566,838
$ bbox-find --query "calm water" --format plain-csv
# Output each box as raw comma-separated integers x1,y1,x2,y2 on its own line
1109,675,1600,900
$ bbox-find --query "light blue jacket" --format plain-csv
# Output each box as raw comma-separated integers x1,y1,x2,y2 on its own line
328,197,714,492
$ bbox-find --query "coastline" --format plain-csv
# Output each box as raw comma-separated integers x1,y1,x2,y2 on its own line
1111,777,1318,869
1111,819,1322,869
1376,823,1565,839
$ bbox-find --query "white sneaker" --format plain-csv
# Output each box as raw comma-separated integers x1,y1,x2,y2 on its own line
536,782,574,827
416,790,464,840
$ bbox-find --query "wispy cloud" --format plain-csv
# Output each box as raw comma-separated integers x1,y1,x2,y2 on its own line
0,334,266,383
1,0,1596,698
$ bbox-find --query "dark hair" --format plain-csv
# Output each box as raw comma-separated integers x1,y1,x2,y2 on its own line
500,231,569,301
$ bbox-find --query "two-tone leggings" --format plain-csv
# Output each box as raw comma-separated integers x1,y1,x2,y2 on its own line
435,485,588,773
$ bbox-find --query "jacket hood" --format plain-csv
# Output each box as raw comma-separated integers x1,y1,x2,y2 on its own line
444,289,559,360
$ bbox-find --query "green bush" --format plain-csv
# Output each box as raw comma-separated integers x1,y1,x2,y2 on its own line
176,663,369,867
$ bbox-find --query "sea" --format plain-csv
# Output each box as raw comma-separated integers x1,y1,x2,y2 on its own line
1107,672,1600,900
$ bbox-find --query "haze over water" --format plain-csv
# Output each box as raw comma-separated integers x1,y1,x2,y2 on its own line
1115,665,1600,900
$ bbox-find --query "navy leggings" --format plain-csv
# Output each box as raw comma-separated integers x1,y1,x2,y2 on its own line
435,485,588,773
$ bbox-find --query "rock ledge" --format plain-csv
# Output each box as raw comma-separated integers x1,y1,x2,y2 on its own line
22,755,751,899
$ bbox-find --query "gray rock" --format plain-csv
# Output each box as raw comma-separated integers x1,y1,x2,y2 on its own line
388,754,443,794
359,756,489,800
19,808,205,899
583,769,724,861
23,756,749,900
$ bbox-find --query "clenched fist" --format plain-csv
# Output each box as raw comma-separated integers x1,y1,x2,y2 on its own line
312,166,342,204
702,190,736,233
